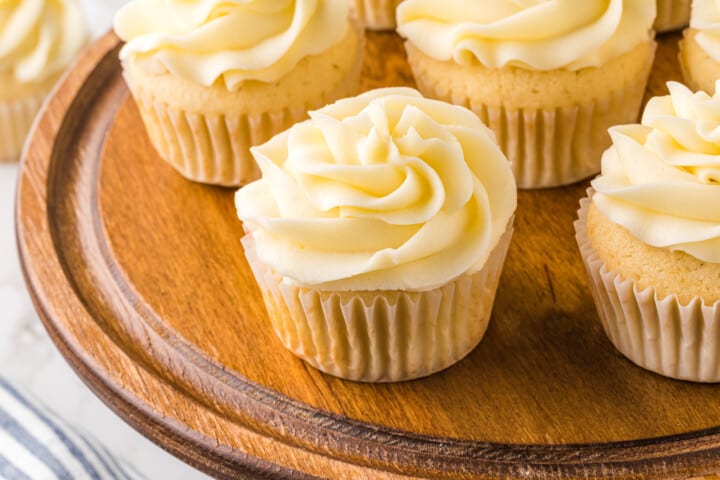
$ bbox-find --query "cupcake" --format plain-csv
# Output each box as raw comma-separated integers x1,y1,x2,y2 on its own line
654,0,690,33
397,0,657,189
351,0,403,30
680,0,720,95
0,0,88,162
576,81,720,382
236,88,517,382
114,0,364,187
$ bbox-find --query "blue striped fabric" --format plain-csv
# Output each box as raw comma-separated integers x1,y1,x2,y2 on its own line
0,377,146,480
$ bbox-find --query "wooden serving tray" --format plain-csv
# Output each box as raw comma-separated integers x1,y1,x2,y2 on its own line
16,31,720,479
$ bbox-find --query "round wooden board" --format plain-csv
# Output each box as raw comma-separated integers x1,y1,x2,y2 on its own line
16,31,720,479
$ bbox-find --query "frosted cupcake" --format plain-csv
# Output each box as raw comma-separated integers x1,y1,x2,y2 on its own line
236,88,517,382
0,0,88,162
680,0,720,95
654,0,690,33
114,0,364,187
397,0,657,189
576,82,720,382
351,0,403,30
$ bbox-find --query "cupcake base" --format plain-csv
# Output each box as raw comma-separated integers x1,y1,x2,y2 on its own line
243,226,513,383
351,0,402,30
0,60,71,162
129,94,308,186
679,28,720,96
575,193,720,383
123,21,365,187
0,93,47,162
654,0,690,33
405,41,656,189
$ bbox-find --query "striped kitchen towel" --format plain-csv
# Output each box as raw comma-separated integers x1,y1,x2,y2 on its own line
0,377,145,480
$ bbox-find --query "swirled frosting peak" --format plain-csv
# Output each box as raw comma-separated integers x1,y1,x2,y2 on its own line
0,0,88,83
592,81,720,263
396,0,655,71
691,0,720,63
236,87,517,291
114,0,350,89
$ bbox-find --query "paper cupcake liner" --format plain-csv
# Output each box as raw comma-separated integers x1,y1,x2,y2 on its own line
575,191,720,383
126,47,363,187
131,95,298,186
243,226,513,383
0,93,45,162
409,46,654,189
351,0,400,30
654,0,690,33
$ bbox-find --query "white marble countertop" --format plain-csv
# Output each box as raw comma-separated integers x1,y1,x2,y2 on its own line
0,2,209,478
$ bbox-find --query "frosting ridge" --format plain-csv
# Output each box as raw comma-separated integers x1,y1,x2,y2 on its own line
236,87,517,290
396,0,655,71
114,0,350,89
592,81,720,263
0,0,87,83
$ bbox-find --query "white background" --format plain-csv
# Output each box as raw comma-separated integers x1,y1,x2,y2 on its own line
0,2,210,478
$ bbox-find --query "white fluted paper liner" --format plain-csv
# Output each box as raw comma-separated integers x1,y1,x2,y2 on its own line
351,0,400,30
575,192,720,383
242,226,513,383
409,47,654,189
0,93,45,162
132,94,301,186
654,0,690,33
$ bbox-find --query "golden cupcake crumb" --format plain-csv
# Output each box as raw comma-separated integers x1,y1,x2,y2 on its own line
405,41,654,110
654,0,690,33
587,202,720,305
124,24,363,116
680,28,720,95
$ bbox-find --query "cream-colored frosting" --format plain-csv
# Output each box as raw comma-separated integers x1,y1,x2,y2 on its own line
114,0,350,90
236,87,517,291
691,0,720,63
396,0,655,71
592,81,720,263
0,0,87,83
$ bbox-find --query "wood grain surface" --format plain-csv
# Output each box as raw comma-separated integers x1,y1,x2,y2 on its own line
16,30,720,479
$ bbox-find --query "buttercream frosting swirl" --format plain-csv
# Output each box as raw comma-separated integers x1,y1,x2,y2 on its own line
592,81,720,263
236,87,517,291
0,0,87,83
396,0,655,71
114,0,350,89
691,0,720,63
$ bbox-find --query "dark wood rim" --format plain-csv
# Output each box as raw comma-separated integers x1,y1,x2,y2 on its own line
15,32,720,479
